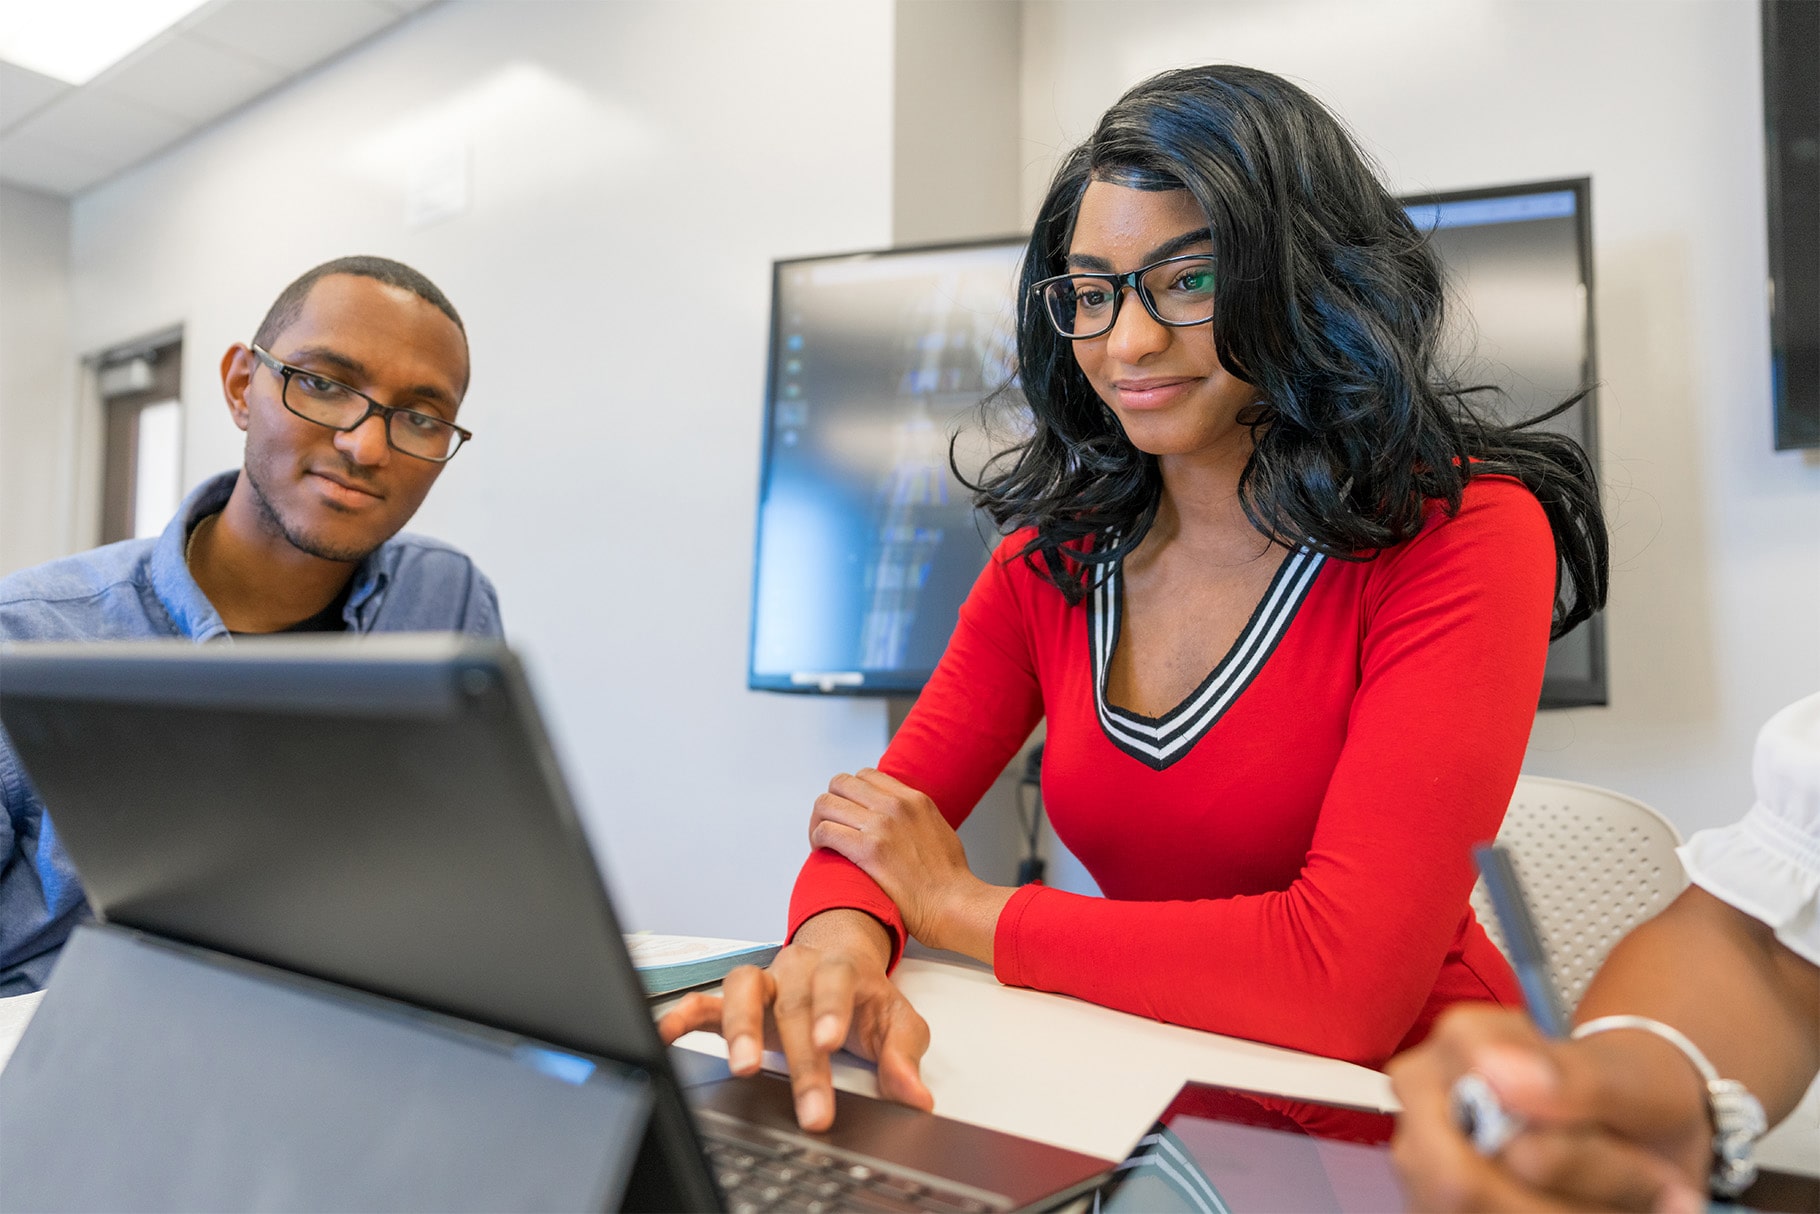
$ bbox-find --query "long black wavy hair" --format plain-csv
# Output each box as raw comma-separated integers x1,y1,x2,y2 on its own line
970,65,1607,639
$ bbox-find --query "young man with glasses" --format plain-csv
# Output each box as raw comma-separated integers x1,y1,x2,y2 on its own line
0,256,499,993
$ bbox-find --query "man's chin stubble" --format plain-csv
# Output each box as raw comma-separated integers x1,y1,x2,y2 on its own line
245,467,378,565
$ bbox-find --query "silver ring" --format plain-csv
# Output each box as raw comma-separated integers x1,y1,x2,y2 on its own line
1450,1071,1524,1156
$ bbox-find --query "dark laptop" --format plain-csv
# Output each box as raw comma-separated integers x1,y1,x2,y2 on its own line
0,638,1110,1213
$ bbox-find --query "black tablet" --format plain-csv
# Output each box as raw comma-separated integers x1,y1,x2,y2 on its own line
1093,1081,1400,1214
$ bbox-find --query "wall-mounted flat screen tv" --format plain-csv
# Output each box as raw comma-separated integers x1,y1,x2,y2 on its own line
750,183,1606,709
746,238,1022,695
1763,0,1818,450
1403,178,1607,708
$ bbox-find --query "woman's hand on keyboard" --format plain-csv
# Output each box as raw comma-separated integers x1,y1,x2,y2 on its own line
657,908,934,1132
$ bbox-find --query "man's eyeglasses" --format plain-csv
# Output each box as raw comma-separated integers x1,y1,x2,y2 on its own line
1031,254,1217,340
249,345,471,463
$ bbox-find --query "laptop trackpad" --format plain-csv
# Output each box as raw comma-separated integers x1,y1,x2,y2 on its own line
689,1072,1111,1210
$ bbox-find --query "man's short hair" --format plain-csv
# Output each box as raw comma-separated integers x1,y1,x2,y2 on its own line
251,255,464,350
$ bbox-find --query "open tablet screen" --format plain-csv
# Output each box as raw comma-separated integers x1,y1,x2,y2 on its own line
1093,1081,1401,1214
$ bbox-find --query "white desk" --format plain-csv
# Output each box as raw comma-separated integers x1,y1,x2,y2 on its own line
0,989,43,1072
666,949,1820,1175
670,954,1392,1164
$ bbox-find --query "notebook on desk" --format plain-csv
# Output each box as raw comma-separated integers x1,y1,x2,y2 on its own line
0,637,1111,1213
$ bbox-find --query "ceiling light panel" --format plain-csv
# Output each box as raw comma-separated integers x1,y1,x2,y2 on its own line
0,0,210,86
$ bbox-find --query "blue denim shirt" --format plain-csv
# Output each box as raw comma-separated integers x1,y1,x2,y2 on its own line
0,470,503,992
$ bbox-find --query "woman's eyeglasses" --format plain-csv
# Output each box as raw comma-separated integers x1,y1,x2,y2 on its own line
1032,254,1216,340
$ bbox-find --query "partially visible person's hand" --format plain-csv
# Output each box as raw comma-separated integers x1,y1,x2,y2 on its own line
808,768,1013,957
1388,1005,1712,1213
655,909,933,1133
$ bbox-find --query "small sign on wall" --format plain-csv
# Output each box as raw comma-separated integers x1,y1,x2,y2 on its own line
407,141,470,229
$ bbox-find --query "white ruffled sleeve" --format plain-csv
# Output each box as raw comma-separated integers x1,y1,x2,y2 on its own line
1678,693,1820,967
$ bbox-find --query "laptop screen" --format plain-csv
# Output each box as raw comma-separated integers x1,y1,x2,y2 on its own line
0,637,665,1074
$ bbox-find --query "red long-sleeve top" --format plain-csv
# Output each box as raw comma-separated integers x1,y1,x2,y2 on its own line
790,476,1546,1068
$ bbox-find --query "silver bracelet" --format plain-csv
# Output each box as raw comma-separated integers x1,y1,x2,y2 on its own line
1572,1015,1768,1198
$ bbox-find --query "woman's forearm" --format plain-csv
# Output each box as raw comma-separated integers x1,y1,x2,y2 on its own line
924,881,1017,964
1575,885,1820,1124
792,907,895,971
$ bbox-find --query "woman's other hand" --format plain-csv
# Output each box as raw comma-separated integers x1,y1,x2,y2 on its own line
1388,1005,1710,1213
655,909,933,1132
808,768,1015,960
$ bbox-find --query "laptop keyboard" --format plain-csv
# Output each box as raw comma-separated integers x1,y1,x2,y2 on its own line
696,1108,1009,1214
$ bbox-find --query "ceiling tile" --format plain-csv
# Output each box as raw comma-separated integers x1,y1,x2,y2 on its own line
11,87,190,171
0,129,115,195
0,62,70,135
183,0,407,74
96,30,284,126
1,0,433,197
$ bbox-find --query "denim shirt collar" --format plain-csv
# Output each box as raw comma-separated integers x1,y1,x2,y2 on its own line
147,470,390,639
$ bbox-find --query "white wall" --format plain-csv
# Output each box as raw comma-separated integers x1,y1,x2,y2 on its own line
1021,0,1820,840
889,0,1089,892
65,0,899,938
893,0,1023,247
0,183,74,576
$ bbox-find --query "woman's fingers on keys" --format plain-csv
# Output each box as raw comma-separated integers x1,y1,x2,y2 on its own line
810,951,859,1051
718,964,775,1075
868,992,934,1112
771,954,837,1130
655,990,723,1044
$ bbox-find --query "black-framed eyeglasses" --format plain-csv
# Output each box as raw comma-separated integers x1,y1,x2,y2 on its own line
1031,253,1217,340
250,344,471,463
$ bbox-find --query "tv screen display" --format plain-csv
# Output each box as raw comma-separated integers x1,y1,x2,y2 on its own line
1403,178,1607,708
747,239,1023,695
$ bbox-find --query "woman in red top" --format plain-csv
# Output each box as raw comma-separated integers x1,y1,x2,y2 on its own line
661,64,1607,1131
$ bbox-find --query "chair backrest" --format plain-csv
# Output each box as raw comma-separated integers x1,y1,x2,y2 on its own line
1471,775,1687,1014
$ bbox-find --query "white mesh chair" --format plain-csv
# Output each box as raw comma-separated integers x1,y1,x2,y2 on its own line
1470,775,1687,1014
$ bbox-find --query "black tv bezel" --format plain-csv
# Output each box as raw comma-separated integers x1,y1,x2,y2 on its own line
745,233,1029,697
1398,176,1608,710
1763,0,1819,451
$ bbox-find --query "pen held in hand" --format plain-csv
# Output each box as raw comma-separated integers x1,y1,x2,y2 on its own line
1472,843,1569,1039
1447,843,1572,1155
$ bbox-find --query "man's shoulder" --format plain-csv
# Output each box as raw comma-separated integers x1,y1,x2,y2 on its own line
0,541,160,637
365,531,501,637
376,531,487,579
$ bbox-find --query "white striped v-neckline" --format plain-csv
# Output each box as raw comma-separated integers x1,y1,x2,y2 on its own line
1090,545,1326,770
